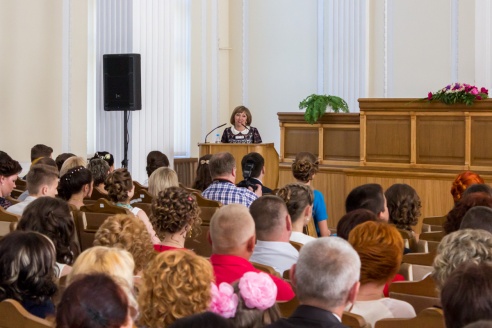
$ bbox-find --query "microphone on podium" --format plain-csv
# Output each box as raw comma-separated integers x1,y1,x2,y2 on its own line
241,123,250,132
204,123,226,143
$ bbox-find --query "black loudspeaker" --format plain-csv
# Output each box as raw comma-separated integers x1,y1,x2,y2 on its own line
103,54,142,111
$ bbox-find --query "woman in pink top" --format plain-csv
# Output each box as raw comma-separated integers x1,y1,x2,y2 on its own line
150,187,202,252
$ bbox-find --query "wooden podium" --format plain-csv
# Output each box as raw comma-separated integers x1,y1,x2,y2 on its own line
198,143,279,188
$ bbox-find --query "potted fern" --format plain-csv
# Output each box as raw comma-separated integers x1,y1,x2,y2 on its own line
299,94,349,124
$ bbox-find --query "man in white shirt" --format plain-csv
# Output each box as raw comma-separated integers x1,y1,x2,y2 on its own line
7,164,59,216
249,195,298,275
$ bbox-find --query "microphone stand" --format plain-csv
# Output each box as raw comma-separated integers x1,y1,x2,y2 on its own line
204,123,226,143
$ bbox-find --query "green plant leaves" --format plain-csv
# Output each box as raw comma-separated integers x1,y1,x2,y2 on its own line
299,94,349,124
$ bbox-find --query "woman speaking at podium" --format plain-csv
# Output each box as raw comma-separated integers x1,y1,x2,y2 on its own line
221,105,262,143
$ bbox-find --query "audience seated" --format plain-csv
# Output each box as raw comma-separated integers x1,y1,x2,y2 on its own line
336,209,378,241
59,156,87,177
432,229,492,291
0,231,57,319
68,246,137,310
203,152,260,207
92,151,115,172
169,312,233,328
145,150,169,185
210,271,281,327
148,167,179,198
345,183,389,221
443,192,492,234
87,157,110,196
441,262,492,328
0,151,22,209
385,183,421,236
192,154,213,191
17,197,75,277
54,152,75,172
347,221,415,326
105,168,160,244
276,183,316,244
150,186,202,251
209,204,294,301
93,214,156,276
7,164,59,215
57,166,93,209
267,237,360,328
237,152,272,194
249,196,299,275
56,273,134,328
451,170,484,204
291,152,330,237
137,250,214,327
460,206,492,233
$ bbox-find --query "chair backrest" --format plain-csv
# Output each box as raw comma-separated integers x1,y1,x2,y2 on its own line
184,223,212,257
250,261,281,278
419,231,445,242
422,216,446,226
289,240,303,251
132,202,152,218
277,296,300,318
0,207,20,239
375,307,444,328
179,183,201,194
15,179,27,191
397,228,420,252
303,218,318,238
0,299,52,328
342,311,370,328
80,198,128,215
131,187,153,204
193,192,222,208
6,195,20,205
402,250,436,267
74,211,117,251
389,275,440,314
88,187,110,201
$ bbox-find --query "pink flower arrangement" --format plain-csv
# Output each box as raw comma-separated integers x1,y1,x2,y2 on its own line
209,272,278,318
427,83,489,106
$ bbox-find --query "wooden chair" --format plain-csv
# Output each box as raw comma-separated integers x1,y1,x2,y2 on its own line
303,218,318,238
131,187,153,204
0,299,52,328
89,187,110,201
421,216,446,233
80,198,128,215
132,202,152,217
15,179,27,191
184,222,212,257
375,307,444,328
277,296,299,318
402,250,436,267
179,183,201,194
133,180,148,192
0,207,20,239
193,192,222,208
9,189,23,199
289,240,303,251
250,261,281,278
342,312,370,328
389,275,440,314
397,229,427,253
419,231,445,242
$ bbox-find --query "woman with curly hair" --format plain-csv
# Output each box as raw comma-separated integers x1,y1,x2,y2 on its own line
105,168,160,244
443,192,492,234
150,186,201,251
92,151,115,172
347,221,415,326
138,250,214,327
291,152,330,237
385,183,422,236
0,151,22,209
17,197,76,277
276,183,315,245
432,229,492,291
451,170,485,204
87,157,111,195
58,166,93,209
0,231,58,319
94,214,156,275
148,167,179,198
192,154,213,191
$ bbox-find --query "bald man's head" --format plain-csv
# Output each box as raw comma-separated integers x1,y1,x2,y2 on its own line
210,204,255,255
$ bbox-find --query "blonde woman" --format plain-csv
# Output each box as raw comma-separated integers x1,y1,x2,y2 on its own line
138,250,214,327
148,167,179,198
68,246,138,311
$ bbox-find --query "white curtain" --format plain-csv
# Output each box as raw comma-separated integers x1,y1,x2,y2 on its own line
93,0,190,182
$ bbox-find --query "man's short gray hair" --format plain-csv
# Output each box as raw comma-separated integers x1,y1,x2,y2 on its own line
295,237,360,308
209,152,236,178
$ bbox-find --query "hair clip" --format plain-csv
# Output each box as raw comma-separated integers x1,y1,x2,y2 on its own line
200,160,209,165
187,196,193,201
